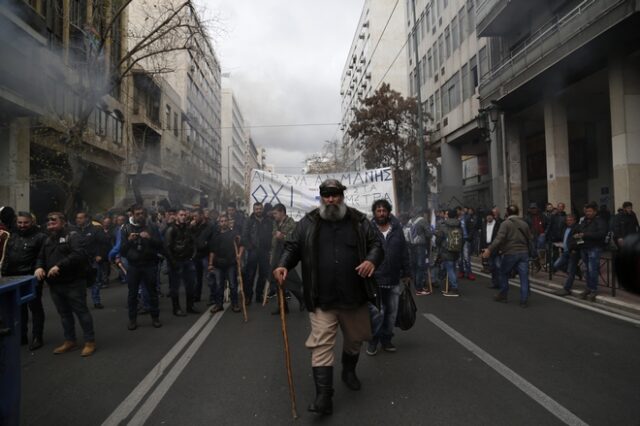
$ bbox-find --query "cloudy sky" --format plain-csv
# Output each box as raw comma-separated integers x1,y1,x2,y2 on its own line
201,0,365,173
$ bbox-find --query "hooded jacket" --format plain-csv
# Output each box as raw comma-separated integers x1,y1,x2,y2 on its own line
278,206,384,311
371,215,411,287
120,220,163,266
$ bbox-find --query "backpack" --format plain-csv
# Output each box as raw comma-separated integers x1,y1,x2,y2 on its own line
445,225,463,252
409,217,425,245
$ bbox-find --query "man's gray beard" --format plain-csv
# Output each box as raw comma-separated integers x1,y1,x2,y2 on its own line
319,201,347,222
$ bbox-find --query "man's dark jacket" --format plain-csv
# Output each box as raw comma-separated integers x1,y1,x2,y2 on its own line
613,211,639,240
278,207,384,311
35,228,87,285
372,216,411,287
164,222,196,264
575,215,607,250
120,221,163,267
72,223,104,259
545,212,567,243
480,218,502,250
193,221,217,259
241,214,273,252
2,226,47,276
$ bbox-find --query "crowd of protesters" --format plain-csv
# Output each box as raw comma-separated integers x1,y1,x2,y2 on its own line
0,188,637,417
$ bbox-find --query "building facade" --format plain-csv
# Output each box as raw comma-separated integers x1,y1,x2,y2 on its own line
340,0,409,171
477,0,640,213
0,0,128,219
407,0,491,209
221,79,248,192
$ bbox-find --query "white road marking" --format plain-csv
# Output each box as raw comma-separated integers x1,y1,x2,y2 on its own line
101,309,223,426
127,309,226,425
424,313,589,426
474,270,640,327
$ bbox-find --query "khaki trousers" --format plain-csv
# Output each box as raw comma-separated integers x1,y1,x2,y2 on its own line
305,304,372,367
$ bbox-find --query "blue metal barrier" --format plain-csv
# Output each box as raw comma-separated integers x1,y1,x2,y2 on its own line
0,275,36,426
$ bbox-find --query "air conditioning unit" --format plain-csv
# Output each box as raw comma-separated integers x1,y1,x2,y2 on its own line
359,32,365,39
360,57,366,64
340,90,345,95
443,117,448,127
347,90,352,95
346,70,352,76
356,67,362,72
362,21,369,28
434,74,439,82
365,72,371,79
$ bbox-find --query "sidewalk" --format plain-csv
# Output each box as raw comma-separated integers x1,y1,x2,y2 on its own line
470,256,640,322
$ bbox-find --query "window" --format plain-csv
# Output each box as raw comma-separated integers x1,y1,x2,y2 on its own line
433,41,439,71
166,105,171,130
444,26,450,59
461,63,470,100
422,55,427,85
479,46,488,78
409,70,414,95
425,8,430,34
437,35,444,68
434,89,441,121
469,55,478,89
441,83,449,115
451,16,459,51
113,117,123,144
467,0,475,34
428,95,434,120
447,72,460,111
427,48,433,78
458,6,467,42
174,113,178,137
430,1,436,32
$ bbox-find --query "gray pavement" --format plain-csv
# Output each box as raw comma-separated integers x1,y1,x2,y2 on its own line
19,273,640,426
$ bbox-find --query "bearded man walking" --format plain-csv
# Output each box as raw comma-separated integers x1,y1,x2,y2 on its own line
274,179,384,416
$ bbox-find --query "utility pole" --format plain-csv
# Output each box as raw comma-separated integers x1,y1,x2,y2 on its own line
411,0,429,210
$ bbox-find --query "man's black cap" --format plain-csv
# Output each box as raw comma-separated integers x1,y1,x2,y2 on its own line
319,179,347,196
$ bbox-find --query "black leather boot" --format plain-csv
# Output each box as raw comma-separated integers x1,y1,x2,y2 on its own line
186,296,200,314
341,352,361,390
308,366,334,415
172,297,186,317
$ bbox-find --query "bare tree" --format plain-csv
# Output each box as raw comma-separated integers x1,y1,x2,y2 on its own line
31,0,216,214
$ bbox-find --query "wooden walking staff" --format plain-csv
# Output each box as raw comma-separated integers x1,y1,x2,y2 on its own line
234,242,248,323
276,276,299,419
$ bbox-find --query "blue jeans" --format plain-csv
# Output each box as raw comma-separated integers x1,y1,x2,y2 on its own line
457,242,471,275
91,261,108,304
581,247,601,293
499,252,529,302
369,284,402,345
243,249,271,301
442,260,458,289
562,251,580,290
127,264,160,319
49,280,95,342
413,244,428,290
489,253,501,288
168,259,196,298
553,251,570,273
213,265,238,306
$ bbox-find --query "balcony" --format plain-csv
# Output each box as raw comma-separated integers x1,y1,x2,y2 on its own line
479,0,638,107
476,0,535,37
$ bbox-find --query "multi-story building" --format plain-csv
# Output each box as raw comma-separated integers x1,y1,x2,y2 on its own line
340,0,409,171
477,0,640,212
221,78,248,192
407,0,491,208
0,0,128,218
127,0,222,208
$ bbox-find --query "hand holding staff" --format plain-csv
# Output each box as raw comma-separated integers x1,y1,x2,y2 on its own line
274,267,298,419
234,242,248,322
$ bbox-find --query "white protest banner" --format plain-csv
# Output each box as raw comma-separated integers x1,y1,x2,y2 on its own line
248,167,397,220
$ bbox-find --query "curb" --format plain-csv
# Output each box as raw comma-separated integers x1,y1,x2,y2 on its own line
470,261,640,323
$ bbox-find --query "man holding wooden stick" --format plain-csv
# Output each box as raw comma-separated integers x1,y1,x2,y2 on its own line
274,179,384,416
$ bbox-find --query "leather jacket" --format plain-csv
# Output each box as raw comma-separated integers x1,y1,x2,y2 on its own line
278,207,384,311
1,226,47,276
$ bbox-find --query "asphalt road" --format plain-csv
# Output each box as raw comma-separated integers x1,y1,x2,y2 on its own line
18,273,640,426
